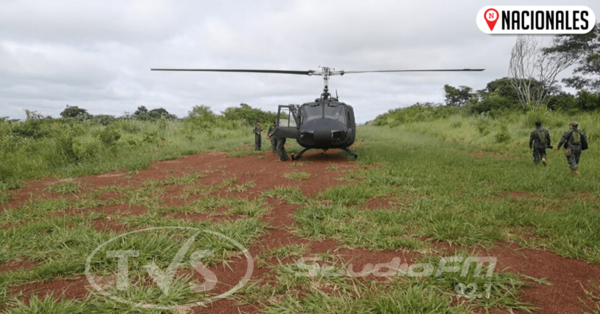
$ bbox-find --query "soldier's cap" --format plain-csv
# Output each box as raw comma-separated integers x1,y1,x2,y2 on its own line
569,121,578,126
535,121,541,126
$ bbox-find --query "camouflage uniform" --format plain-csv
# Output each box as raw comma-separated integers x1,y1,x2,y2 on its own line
557,123,587,171
276,137,288,161
267,123,278,154
529,126,551,164
253,124,263,150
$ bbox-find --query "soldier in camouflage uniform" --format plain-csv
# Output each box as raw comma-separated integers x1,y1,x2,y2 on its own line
253,121,263,151
556,121,588,176
267,121,278,154
276,135,289,161
529,121,551,166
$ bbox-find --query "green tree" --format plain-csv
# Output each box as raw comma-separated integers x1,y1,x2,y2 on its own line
543,23,600,91
221,103,277,125
148,108,176,120
60,105,88,118
443,85,473,107
134,106,148,116
481,78,520,103
183,105,217,140
133,107,176,121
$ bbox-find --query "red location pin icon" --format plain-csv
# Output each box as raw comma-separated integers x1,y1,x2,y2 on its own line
484,8,499,31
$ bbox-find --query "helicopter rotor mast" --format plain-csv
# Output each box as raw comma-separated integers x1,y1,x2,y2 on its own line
310,66,346,99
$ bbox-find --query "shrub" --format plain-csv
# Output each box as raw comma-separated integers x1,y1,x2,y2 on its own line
495,124,511,143
475,117,491,136
96,126,121,147
467,95,516,115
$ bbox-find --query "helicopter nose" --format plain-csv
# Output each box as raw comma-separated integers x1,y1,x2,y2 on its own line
331,130,348,145
312,128,347,144
314,129,330,143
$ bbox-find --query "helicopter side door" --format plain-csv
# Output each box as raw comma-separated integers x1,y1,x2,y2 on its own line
273,105,299,139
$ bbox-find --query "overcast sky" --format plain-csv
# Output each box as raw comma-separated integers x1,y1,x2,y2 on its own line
1,0,598,123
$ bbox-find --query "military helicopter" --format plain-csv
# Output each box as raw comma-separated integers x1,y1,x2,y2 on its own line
151,66,484,160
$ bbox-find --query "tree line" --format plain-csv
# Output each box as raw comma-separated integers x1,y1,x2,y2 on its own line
1,103,278,127
374,23,600,124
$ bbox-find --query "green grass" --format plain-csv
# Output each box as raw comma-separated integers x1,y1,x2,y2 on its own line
261,186,308,205
226,180,256,193
316,184,396,206
293,204,423,250
5,295,90,314
0,120,252,190
240,255,484,314
418,252,536,312
289,161,312,168
0,190,12,204
261,282,468,314
43,180,82,194
4,115,600,312
340,126,600,261
393,110,600,153
284,171,311,180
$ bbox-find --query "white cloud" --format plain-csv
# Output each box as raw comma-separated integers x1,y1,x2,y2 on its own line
0,0,598,122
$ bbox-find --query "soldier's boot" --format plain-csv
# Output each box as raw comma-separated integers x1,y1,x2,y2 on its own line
541,158,547,167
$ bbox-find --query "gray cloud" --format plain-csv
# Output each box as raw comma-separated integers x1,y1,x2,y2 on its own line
0,0,597,122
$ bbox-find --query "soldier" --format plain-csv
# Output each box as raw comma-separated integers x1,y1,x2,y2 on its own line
556,121,588,176
529,121,551,166
253,121,263,151
276,135,289,161
267,121,278,154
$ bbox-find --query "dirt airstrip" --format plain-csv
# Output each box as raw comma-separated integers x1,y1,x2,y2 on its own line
2,148,600,313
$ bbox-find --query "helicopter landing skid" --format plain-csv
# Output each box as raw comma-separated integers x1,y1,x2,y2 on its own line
291,147,358,161
291,148,311,161
341,148,358,159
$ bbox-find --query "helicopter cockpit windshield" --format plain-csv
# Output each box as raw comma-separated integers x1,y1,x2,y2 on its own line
301,104,322,123
324,104,346,124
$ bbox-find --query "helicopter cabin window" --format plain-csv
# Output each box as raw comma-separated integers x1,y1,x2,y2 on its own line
301,104,322,124
278,108,297,127
324,105,346,124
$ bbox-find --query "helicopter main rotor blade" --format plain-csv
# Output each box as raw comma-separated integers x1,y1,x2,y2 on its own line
343,69,484,74
151,68,312,75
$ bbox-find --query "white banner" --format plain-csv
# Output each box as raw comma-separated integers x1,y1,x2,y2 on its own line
477,6,596,34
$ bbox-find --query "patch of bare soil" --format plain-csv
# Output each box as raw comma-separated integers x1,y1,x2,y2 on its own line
449,242,600,314
0,259,36,273
9,277,90,303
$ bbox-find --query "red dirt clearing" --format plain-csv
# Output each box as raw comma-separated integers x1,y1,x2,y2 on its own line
2,148,600,313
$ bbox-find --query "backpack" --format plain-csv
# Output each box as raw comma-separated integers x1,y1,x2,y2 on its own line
572,130,581,145
581,131,588,150
571,130,589,150
535,129,547,144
